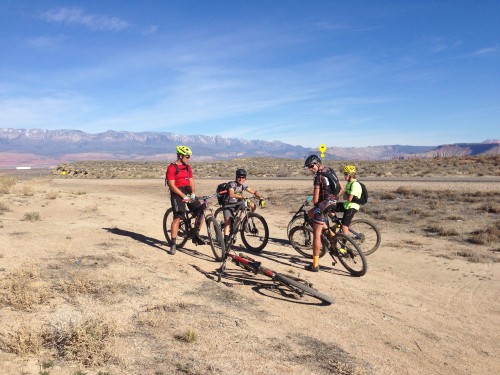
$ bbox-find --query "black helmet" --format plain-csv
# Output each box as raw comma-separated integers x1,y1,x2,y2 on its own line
235,168,247,177
304,154,321,168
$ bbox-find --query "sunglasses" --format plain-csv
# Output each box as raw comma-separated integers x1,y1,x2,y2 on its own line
237,176,246,179
183,155,190,159
307,164,317,169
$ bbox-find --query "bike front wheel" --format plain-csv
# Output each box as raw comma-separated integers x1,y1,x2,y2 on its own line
332,233,367,277
205,215,225,261
349,219,381,256
274,273,333,305
162,208,189,248
240,212,269,253
288,225,327,258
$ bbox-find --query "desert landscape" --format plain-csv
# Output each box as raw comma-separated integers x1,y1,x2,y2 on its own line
0,158,499,375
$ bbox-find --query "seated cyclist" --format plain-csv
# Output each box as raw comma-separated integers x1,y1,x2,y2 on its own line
304,155,344,272
222,168,264,244
334,165,362,237
166,145,205,255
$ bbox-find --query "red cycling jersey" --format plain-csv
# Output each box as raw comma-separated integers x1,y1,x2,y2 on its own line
166,163,192,188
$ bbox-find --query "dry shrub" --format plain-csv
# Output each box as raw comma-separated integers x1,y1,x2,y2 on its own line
0,267,52,310
42,313,116,367
20,186,34,196
480,202,500,214
0,323,43,355
56,271,119,300
45,191,59,199
0,201,11,215
424,226,459,237
379,192,397,200
176,328,198,343
455,249,497,263
467,221,500,245
0,175,17,194
395,186,413,197
21,211,41,221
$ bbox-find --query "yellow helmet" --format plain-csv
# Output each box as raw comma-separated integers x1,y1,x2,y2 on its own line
176,145,192,156
344,165,357,174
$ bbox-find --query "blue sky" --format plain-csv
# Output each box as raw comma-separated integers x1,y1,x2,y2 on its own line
1,1,499,148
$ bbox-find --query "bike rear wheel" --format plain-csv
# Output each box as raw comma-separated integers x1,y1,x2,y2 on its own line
162,208,189,248
288,225,327,258
331,233,367,277
240,212,269,252
349,219,381,255
274,273,333,305
205,215,225,261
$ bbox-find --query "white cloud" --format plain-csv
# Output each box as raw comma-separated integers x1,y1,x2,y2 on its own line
41,7,130,31
473,47,497,56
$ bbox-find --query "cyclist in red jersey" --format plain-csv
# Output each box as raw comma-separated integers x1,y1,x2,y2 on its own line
166,145,204,255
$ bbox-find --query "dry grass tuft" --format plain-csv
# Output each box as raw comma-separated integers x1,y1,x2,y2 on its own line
467,221,500,245
0,201,11,215
45,191,59,199
0,174,17,194
176,327,198,343
0,266,52,311
42,313,116,367
21,211,41,221
56,271,120,300
0,322,43,355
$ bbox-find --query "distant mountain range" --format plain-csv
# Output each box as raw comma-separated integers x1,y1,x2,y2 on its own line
0,128,498,167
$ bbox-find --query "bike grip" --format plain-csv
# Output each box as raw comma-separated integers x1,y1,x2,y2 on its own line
182,195,191,202
306,195,313,202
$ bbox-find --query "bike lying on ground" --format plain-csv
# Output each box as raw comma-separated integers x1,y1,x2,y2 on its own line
163,194,225,261
217,248,334,304
288,198,368,277
216,198,333,304
214,197,269,253
287,196,381,256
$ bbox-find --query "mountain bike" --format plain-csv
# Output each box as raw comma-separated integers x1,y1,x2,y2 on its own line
217,250,334,305
288,202,368,277
287,196,381,256
163,194,225,261
214,197,269,253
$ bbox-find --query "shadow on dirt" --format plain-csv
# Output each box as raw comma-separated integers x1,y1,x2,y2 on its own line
191,265,332,306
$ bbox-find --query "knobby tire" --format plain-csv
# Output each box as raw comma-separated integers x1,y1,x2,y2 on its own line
331,233,367,277
349,219,381,255
163,208,189,248
274,273,334,305
288,225,327,258
205,215,225,261
240,212,269,253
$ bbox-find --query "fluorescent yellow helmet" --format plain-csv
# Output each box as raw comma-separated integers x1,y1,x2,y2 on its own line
344,165,357,174
176,145,192,156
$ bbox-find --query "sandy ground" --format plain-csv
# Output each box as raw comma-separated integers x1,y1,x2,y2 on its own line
0,178,498,375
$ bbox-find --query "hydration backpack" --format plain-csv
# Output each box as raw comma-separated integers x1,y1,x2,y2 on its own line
318,168,341,196
351,181,368,205
165,163,192,186
216,181,231,205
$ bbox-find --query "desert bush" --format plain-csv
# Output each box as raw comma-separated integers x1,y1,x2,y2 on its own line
0,175,17,194
0,201,10,215
0,267,52,310
20,185,34,196
467,221,500,245
424,226,459,237
56,271,119,300
176,328,198,343
42,313,116,367
379,192,397,200
21,211,41,221
480,202,500,214
45,191,59,199
0,323,43,355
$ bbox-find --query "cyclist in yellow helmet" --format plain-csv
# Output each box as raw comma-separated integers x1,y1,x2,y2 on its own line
334,165,363,237
166,145,205,254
